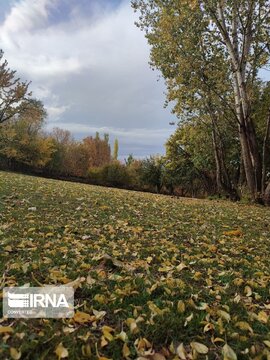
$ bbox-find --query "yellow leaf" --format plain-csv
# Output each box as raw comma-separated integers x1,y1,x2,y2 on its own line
73,311,92,323
46,232,54,238
264,340,270,348
10,348,21,360
86,275,96,285
244,286,252,297
81,344,92,357
176,263,188,271
203,323,214,332
193,272,202,280
158,265,173,272
184,313,193,327
234,294,241,303
148,301,168,316
116,330,128,342
55,343,69,359
122,343,130,359
191,342,208,354
102,325,114,341
258,311,269,324
212,337,225,343
222,344,237,360
177,300,185,313
94,294,106,304
235,321,253,334
217,310,231,322
176,343,187,359
233,278,244,286
93,309,106,321
126,318,139,334
101,336,108,348
4,245,12,252
22,263,29,274
0,326,13,333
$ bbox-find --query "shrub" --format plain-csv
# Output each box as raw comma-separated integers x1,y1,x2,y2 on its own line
88,162,131,188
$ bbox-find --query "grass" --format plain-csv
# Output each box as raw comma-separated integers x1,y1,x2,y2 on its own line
0,170,269,359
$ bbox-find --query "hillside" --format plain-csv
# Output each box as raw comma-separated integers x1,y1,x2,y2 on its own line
0,171,270,359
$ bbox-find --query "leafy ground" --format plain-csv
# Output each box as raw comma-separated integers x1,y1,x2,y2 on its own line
0,171,269,360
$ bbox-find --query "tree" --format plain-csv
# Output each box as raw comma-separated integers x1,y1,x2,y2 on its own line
140,156,164,193
165,123,217,196
0,50,31,124
0,99,54,168
46,127,73,175
133,0,270,202
113,139,119,161
125,154,135,166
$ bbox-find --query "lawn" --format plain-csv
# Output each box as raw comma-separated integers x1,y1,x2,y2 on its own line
0,171,269,360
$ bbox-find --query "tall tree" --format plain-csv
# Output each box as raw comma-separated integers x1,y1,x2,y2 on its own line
133,0,270,202
113,139,119,161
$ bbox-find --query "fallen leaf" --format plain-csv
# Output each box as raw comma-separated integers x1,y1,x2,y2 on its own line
10,348,21,360
191,342,208,354
0,326,13,333
222,344,237,360
73,311,92,323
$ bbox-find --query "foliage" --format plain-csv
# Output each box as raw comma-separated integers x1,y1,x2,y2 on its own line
0,100,55,168
140,156,164,193
42,131,111,178
113,139,119,161
132,0,270,202
0,171,270,359
88,161,131,188
0,51,31,124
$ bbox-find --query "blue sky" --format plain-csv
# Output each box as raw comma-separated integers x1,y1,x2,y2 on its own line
0,0,176,159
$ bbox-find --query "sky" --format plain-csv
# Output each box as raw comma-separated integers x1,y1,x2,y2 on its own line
0,0,177,159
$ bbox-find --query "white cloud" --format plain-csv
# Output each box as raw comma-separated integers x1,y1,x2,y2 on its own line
46,105,70,120
1,0,56,37
46,122,173,143
0,0,176,156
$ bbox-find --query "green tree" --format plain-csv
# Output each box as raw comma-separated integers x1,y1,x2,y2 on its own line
165,123,216,196
113,139,119,161
140,156,164,193
133,0,270,202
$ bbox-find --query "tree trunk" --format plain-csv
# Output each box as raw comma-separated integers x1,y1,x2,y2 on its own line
238,123,257,196
214,1,262,201
264,182,270,206
262,108,270,198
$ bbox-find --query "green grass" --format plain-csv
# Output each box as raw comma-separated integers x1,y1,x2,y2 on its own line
0,171,269,359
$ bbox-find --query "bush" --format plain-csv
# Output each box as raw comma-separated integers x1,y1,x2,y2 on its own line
88,162,131,188
88,167,104,185
106,162,131,187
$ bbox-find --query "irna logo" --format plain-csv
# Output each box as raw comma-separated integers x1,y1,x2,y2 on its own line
7,292,69,308
3,286,74,318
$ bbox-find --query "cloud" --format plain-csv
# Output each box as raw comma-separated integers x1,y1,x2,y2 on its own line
46,105,70,120
1,0,55,34
46,122,172,144
45,122,174,158
0,0,176,157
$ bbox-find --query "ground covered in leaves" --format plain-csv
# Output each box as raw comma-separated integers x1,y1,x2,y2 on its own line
0,171,270,360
